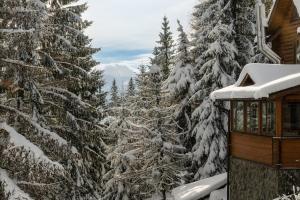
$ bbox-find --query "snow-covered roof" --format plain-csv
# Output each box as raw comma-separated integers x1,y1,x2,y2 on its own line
171,173,227,200
210,63,300,100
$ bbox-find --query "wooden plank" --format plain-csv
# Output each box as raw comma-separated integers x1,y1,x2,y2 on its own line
230,101,233,133
259,102,262,135
284,94,300,101
270,1,300,64
281,139,300,168
230,133,273,165
271,87,300,100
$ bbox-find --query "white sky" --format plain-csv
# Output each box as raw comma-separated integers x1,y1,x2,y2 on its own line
80,0,199,61
79,0,199,90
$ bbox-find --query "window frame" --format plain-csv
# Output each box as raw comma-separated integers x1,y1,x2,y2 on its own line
231,100,276,137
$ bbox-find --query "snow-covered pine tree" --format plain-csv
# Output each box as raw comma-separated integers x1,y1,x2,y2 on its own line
145,66,186,199
233,0,256,67
168,20,195,99
102,62,186,199
189,0,240,180
0,0,106,199
110,79,120,107
87,70,107,108
166,20,195,147
126,77,136,98
102,117,139,200
135,65,148,103
152,16,175,80
125,65,185,199
0,1,68,199
44,1,107,196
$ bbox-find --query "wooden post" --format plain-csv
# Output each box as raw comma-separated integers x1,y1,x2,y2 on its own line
259,101,263,135
273,98,282,167
244,102,247,132
275,98,282,138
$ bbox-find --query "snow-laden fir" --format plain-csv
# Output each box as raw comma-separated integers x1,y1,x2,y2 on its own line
0,0,107,199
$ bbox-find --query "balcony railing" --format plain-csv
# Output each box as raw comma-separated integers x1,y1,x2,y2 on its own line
230,132,300,168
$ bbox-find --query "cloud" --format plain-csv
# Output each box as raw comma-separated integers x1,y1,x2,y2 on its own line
80,0,198,50
94,53,151,73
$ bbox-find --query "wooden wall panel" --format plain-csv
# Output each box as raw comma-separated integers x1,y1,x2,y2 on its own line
270,1,300,64
281,139,300,168
230,133,273,165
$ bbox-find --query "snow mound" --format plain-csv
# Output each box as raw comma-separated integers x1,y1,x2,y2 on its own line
209,186,227,200
171,173,227,200
211,63,300,100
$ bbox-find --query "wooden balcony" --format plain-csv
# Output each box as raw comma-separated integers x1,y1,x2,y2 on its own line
230,132,300,169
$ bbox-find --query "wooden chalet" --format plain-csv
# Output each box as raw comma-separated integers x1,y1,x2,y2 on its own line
211,0,300,199
211,63,300,169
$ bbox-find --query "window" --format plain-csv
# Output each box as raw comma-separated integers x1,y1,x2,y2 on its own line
283,102,300,137
246,102,259,134
232,101,244,132
262,102,276,136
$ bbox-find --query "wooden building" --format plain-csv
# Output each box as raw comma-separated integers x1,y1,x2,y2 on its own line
212,63,300,168
211,0,300,199
268,0,300,64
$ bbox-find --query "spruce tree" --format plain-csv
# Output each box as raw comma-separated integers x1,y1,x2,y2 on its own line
103,63,186,199
189,0,240,180
87,70,107,108
167,21,194,99
126,77,136,98
103,117,139,200
0,0,106,199
110,79,120,107
166,20,195,149
234,0,256,67
152,16,175,80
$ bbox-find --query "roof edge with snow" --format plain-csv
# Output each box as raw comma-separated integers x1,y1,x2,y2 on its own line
210,63,300,100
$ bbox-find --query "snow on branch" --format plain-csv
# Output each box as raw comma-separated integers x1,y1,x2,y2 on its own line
0,7,40,13
1,59,49,72
55,34,77,51
0,122,64,171
29,0,47,9
0,168,33,200
43,87,91,108
0,29,35,34
56,61,89,77
0,105,68,146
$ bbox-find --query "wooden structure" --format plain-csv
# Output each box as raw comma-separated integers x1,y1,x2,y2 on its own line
268,0,300,63
230,93,300,169
211,0,300,170
212,63,300,169
211,1,300,198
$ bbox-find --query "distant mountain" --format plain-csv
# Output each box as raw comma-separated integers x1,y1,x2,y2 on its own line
100,64,136,92
93,53,151,92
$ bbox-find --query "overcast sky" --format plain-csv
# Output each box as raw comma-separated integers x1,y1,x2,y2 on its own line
80,0,199,65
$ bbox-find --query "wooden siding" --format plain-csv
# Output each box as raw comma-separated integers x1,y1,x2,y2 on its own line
281,138,300,168
230,133,273,165
270,2,300,64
